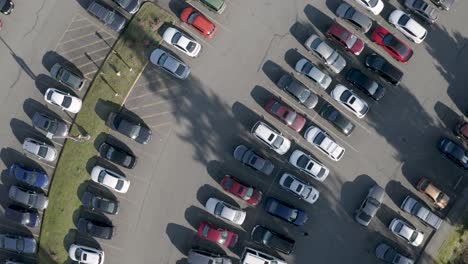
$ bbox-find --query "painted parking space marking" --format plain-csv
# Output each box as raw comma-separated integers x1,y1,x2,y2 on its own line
57,30,101,46
58,37,114,55
68,46,110,62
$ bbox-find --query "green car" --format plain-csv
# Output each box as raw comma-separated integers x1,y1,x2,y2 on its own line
199,0,226,13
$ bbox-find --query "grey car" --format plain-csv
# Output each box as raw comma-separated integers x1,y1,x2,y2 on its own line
82,191,119,215
32,111,69,138
295,58,332,89
355,185,385,226
375,243,414,264
77,218,114,240
106,112,152,144
22,138,57,162
0,234,37,254
150,48,190,79
233,145,275,176
187,248,232,264
87,1,127,32
49,63,85,91
304,34,347,74
112,0,140,14
9,185,49,210
336,2,372,33
401,196,442,229
430,0,454,11
404,0,439,23
277,74,318,109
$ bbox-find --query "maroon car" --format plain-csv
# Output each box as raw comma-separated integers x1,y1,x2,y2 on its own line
221,175,262,206
264,98,306,132
198,222,238,247
326,23,365,56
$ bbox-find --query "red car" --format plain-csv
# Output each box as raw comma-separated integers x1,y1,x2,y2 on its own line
198,222,238,247
221,175,262,206
370,26,413,63
180,7,217,39
326,23,365,56
264,98,306,132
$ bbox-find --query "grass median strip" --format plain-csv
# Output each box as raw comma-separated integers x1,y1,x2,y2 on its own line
38,3,176,263
437,212,468,264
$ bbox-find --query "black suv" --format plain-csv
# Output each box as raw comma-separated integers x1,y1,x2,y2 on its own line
251,225,295,254
320,104,355,136
365,54,403,85
106,112,152,144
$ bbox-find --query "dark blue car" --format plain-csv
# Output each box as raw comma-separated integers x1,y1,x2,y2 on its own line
4,205,40,227
438,138,468,169
9,164,49,188
265,198,308,226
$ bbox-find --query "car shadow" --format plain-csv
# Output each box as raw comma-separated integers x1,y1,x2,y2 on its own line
434,101,461,134
95,99,122,122
196,184,239,209
290,22,318,45
304,4,334,35
340,174,376,218
262,60,289,85
284,48,305,71
10,118,52,145
384,180,415,209
165,222,198,256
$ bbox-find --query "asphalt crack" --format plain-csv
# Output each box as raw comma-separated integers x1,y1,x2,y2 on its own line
23,0,46,38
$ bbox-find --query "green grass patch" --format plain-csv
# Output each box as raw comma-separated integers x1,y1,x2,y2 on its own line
38,3,176,263
437,213,468,264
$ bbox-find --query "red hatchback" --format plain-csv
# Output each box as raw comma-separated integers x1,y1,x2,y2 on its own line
198,222,238,247
221,175,262,206
371,26,413,63
326,23,365,56
181,7,217,39
264,98,306,132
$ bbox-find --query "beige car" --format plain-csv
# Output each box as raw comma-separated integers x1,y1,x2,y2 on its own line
417,178,450,209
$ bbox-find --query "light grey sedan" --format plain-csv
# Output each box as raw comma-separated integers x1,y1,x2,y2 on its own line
150,48,190,79
22,138,57,161
233,145,274,176
336,2,372,33
277,74,318,109
355,184,385,226
9,185,49,210
304,34,346,73
295,58,332,89
401,196,442,229
375,243,414,264
404,0,439,23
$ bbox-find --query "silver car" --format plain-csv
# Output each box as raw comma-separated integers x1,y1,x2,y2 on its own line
278,173,320,204
150,48,190,79
336,2,373,33
9,185,49,210
304,125,345,161
22,138,57,161
404,0,439,23
375,243,414,264
304,34,347,73
401,196,442,229
295,58,332,89
355,185,384,226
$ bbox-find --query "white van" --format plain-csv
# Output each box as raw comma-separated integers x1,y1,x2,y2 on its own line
241,247,287,264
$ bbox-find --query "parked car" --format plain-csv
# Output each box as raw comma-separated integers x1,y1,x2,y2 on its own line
331,84,369,118
277,74,318,109
251,121,291,155
69,244,104,264
181,7,218,39
438,137,468,169
365,54,404,85
389,10,427,44
87,1,126,32
289,150,329,182
371,26,413,63
455,120,468,145
304,125,345,161
0,234,36,254
49,63,85,91
233,145,274,175
304,34,347,73
355,185,385,226
336,2,373,33
404,0,439,23
278,173,320,204
82,191,119,215
99,142,137,169
90,165,131,193
205,197,246,225
32,111,69,138
44,88,82,113
430,0,454,11
198,222,238,247
346,69,386,101
22,138,57,162
389,218,424,246
264,198,308,226
0,0,14,15
150,48,190,79
77,218,114,240
417,178,450,209
162,27,201,57
355,0,384,15
198,0,226,14
4,205,40,227
401,196,442,229
8,164,49,188
295,57,332,89
326,22,365,56
375,243,414,264
112,0,140,14
251,225,295,254
8,185,48,210
106,112,152,144
320,104,355,136
187,248,231,264
264,98,306,132
220,175,262,206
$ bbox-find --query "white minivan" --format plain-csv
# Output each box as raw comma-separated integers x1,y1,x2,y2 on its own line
241,247,287,264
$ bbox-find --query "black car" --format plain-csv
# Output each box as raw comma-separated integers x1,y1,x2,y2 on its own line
4,205,40,227
0,0,14,15
430,0,454,11
99,142,137,169
112,0,140,14
438,137,468,169
77,218,114,239
264,198,308,226
346,69,386,101
276,74,318,109
87,1,127,32
106,112,152,144
404,0,439,23
32,112,69,138
320,104,355,136
251,225,295,254
82,191,119,215
365,54,404,85
335,2,372,33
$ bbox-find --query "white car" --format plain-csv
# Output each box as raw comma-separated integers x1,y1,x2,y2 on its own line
90,165,130,193
149,48,190,79
295,58,332,89
22,138,57,162
389,218,424,247
251,121,291,155
69,244,105,264
304,34,347,74
388,10,427,44
44,88,82,113
355,0,384,15
162,27,201,57
331,84,369,118
304,125,345,161
205,197,246,225
289,150,329,182
279,173,320,204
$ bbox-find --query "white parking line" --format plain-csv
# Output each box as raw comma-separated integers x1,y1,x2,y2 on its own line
140,111,175,120
76,56,106,69
52,140,63,147
84,70,98,77
57,30,98,46
127,98,178,111
149,121,174,128
60,37,114,56
54,14,80,51
61,24,96,35
72,14,87,23
68,46,111,63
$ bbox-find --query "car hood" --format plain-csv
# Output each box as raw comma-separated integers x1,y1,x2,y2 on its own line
35,194,49,209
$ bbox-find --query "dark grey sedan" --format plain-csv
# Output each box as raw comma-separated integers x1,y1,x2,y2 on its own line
375,243,414,264
4,205,40,227
8,185,48,210
336,2,372,33
431,0,454,11
355,185,385,226
112,0,140,14
99,142,137,169
251,225,295,254
320,104,355,136
82,191,119,215
50,63,85,91
346,69,386,101
32,111,69,138
87,1,127,32
233,145,274,175
106,112,152,144
77,218,114,240
277,74,318,109
0,234,37,254
404,0,439,23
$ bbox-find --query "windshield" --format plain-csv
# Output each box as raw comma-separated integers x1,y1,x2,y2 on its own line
313,132,326,145
436,192,445,202
347,33,358,47
62,97,72,108
175,64,186,76
340,90,352,102
410,231,418,242
398,14,411,26
218,231,228,244
38,146,48,158
214,202,224,216
186,42,196,52
103,11,116,25
288,210,298,221
172,32,181,44
285,111,297,125
115,180,124,190
272,136,284,148
368,0,378,7
243,187,253,199
297,155,310,169
28,193,37,206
